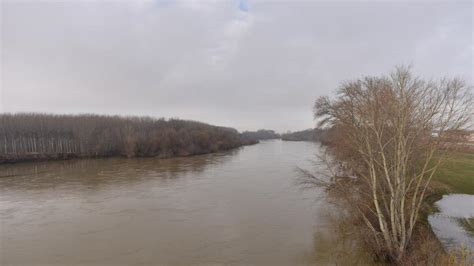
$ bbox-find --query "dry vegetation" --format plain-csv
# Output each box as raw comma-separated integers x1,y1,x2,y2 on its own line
309,66,473,264
280,128,327,142
0,113,254,163
240,129,280,141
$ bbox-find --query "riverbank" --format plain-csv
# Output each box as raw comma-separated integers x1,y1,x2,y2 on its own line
382,151,474,263
424,152,474,226
432,152,474,195
311,148,474,264
414,152,474,264
332,152,473,264
0,140,258,165
0,113,259,165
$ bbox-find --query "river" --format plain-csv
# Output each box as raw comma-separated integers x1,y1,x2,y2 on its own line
0,140,369,265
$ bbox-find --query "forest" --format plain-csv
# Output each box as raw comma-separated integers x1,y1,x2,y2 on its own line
280,128,327,142
0,113,256,163
240,129,280,141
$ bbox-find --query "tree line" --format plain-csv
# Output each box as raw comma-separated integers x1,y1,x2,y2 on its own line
240,129,280,141
0,113,256,163
280,128,327,142
241,128,330,142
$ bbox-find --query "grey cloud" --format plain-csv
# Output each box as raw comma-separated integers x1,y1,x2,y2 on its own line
1,0,472,132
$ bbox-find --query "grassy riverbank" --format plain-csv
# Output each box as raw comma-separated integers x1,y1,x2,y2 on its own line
423,152,474,221
416,151,474,264
422,152,474,218
432,152,474,195
430,151,474,235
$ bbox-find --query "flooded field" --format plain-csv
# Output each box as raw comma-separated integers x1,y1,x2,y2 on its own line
0,140,367,265
429,194,474,251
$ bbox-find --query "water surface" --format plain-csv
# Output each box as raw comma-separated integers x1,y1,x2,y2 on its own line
1,140,364,265
428,194,474,250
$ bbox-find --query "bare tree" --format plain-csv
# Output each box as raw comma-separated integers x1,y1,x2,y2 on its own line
312,66,472,263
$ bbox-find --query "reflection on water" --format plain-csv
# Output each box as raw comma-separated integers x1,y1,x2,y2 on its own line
428,194,474,250
0,149,239,191
1,140,366,265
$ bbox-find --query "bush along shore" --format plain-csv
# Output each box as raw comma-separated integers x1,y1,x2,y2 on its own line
0,113,258,164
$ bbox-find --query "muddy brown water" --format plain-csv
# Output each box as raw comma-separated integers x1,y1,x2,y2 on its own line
0,140,368,265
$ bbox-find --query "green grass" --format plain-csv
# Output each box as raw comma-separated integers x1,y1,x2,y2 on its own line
432,152,474,195
430,152,474,237
422,152,473,219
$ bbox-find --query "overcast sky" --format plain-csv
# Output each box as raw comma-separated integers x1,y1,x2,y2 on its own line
1,0,472,132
